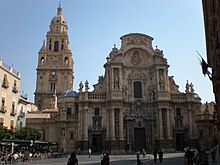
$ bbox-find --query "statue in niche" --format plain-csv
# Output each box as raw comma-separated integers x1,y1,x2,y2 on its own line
159,72,164,90
114,69,119,89
61,128,65,137
149,91,155,101
122,85,127,100
136,100,142,115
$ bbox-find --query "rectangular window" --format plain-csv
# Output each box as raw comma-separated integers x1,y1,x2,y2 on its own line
95,108,99,116
1,98,5,110
12,102,15,114
10,120,14,130
50,83,56,91
67,108,71,115
70,132,74,140
176,108,181,116
2,74,9,88
134,81,142,98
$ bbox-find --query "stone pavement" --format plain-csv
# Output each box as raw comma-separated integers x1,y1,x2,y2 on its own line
76,152,185,164
10,151,220,164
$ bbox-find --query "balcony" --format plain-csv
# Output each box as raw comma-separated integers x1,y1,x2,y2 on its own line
12,86,18,93
2,82,9,89
10,112,16,117
88,93,106,100
19,111,25,118
170,93,186,101
0,107,6,114
67,114,78,121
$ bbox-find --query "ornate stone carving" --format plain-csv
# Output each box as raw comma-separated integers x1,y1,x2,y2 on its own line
130,51,141,65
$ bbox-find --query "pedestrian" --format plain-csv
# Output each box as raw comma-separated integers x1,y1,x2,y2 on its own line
67,152,78,165
23,148,30,165
136,150,141,165
210,146,216,162
103,152,110,165
1,154,6,165
184,147,194,165
153,150,157,163
77,148,81,155
100,152,104,165
88,148,91,158
142,149,146,157
158,149,163,163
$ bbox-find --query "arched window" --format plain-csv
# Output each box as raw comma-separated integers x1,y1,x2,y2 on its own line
49,39,52,50
64,57,69,65
40,57,45,65
54,41,59,51
61,39,64,49
134,81,142,98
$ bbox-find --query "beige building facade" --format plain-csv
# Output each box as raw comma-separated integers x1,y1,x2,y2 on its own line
27,5,202,154
0,58,20,129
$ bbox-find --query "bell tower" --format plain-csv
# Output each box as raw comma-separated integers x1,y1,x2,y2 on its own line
35,4,74,111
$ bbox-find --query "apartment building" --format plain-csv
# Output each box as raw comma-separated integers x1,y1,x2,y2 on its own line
0,58,20,129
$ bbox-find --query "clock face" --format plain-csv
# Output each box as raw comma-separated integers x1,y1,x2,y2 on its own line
51,71,56,76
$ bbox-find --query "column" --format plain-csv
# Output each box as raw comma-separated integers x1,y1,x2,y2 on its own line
119,109,124,140
157,69,160,90
110,109,116,140
166,109,172,139
189,110,193,138
106,69,109,92
106,109,110,140
158,109,163,139
83,108,88,140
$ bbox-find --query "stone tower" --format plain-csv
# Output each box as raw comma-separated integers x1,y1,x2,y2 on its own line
34,4,74,111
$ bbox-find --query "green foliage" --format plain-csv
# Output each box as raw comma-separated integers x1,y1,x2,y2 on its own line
0,126,13,140
14,127,41,141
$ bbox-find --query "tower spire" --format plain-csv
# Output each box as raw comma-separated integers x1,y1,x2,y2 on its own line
57,2,62,15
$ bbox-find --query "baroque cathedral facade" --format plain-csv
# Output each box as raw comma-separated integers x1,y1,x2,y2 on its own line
27,5,202,154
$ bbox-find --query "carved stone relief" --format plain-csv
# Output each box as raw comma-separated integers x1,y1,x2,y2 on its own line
130,51,141,65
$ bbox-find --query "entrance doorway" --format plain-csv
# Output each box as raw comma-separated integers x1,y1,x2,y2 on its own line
134,128,146,151
92,135,102,153
176,133,185,151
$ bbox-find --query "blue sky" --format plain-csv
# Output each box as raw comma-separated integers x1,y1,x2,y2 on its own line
0,0,214,103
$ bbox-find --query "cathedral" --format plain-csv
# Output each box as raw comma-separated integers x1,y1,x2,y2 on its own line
27,5,202,154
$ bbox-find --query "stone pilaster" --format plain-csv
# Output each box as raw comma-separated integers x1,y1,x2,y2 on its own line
110,109,116,140
119,109,124,140
166,109,172,139
158,109,164,139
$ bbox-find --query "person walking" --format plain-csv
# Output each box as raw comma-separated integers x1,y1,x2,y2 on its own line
153,150,157,163
210,146,216,162
23,148,30,165
136,150,141,165
88,148,92,158
103,152,110,165
100,152,104,165
67,152,78,165
158,150,163,163
184,147,194,165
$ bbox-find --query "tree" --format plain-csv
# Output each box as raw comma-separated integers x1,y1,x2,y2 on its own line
0,126,13,140
14,127,41,141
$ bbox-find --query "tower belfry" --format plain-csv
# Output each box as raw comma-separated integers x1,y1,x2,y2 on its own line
34,5,74,111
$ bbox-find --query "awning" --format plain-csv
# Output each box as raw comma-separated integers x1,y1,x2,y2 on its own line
48,141,58,146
